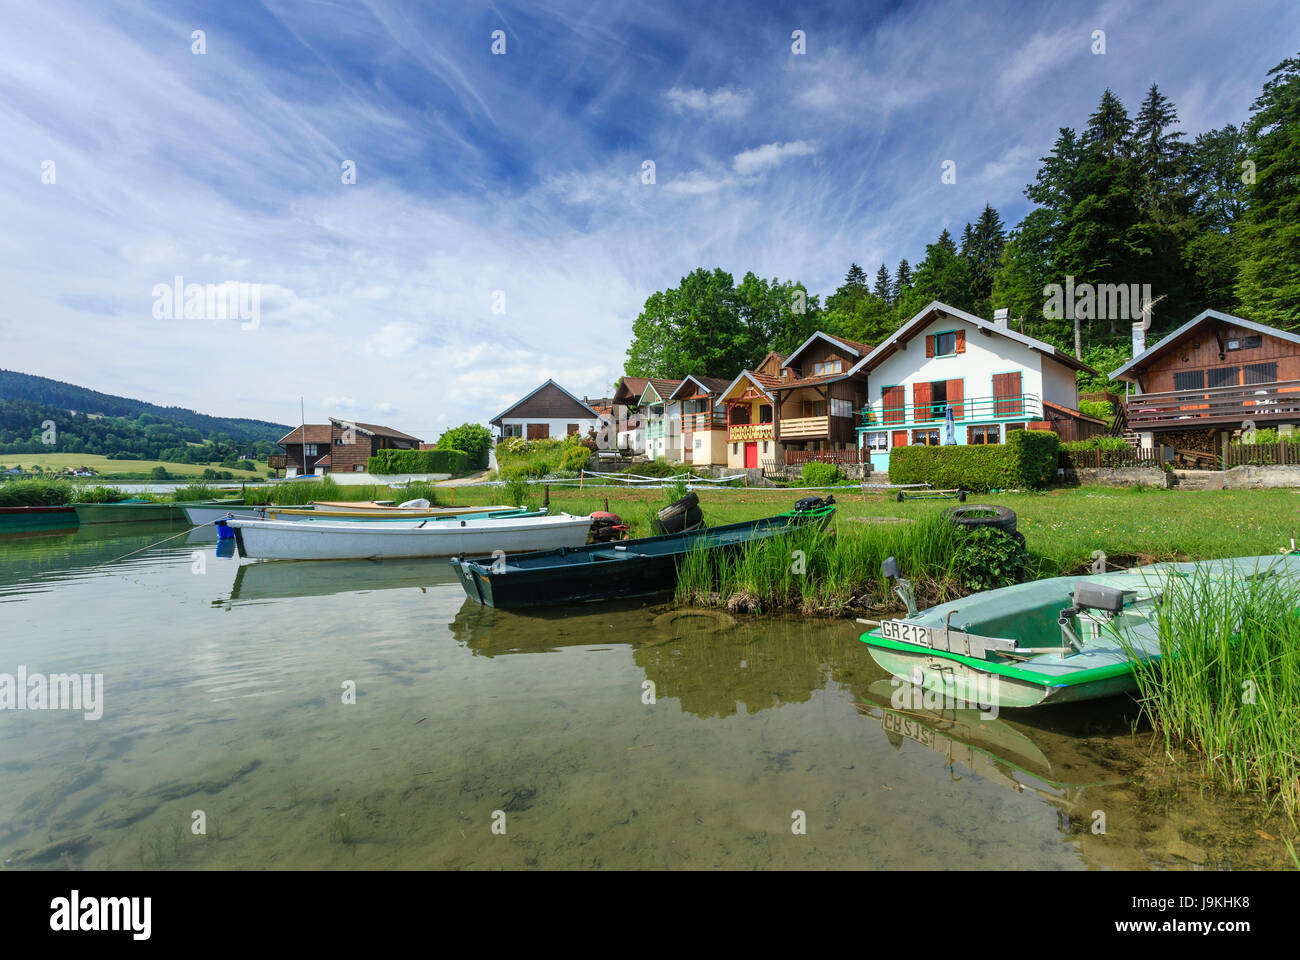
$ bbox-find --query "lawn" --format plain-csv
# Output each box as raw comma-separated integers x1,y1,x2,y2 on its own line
0,452,269,479
438,481,1300,575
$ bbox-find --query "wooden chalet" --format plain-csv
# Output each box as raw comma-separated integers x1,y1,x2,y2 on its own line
716,351,784,469
769,333,874,466
1110,310,1300,462
490,379,610,446
277,419,422,477
669,375,731,466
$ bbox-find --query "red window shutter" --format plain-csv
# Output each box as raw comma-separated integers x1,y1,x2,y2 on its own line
947,379,964,419
955,329,966,353
883,386,905,424
925,335,935,358
912,381,931,419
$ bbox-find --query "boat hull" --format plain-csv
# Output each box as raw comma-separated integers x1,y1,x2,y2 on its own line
452,507,836,610
0,505,79,533
225,513,593,560
73,501,190,524
266,503,514,519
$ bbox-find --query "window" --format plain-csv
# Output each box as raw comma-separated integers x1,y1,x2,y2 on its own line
912,429,940,446
759,404,773,424
502,423,522,438
304,444,318,457
968,425,1000,445
353,464,364,472
934,331,957,356
802,400,827,417
1226,335,1263,351
567,423,579,436
1244,362,1278,385
762,442,769,453
864,432,888,452
1173,370,1206,391
830,398,853,418
813,360,843,376
694,438,702,449
732,443,738,454
1208,367,1239,389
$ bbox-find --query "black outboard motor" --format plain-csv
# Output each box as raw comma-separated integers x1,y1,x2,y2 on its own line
793,494,835,512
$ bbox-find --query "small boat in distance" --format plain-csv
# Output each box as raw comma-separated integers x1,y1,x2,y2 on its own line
451,499,837,610
221,512,594,561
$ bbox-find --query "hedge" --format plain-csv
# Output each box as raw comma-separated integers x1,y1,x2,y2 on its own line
888,428,1060,492
367,448,469,475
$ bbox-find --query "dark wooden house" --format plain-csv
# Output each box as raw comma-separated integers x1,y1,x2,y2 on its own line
276,419,422,477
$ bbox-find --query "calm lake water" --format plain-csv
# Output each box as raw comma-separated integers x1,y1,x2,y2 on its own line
0,522,1291,870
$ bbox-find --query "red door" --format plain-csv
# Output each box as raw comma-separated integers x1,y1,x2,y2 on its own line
744,442,758,468
891,430,908,449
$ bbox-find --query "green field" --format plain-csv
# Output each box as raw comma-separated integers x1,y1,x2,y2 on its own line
0,452,269,479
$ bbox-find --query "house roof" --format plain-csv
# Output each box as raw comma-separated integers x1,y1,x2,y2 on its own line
784,331,874,368
278,424,333,445
850,301,1098,376
612,377,650,404
328,418,423,443
638,378,683,404
668,375,731,400
1108,309,1300,382
715,370,779,405
314,454,332,467
489,378,601,425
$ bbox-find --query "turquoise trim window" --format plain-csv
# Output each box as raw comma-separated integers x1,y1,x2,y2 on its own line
934,330,958,356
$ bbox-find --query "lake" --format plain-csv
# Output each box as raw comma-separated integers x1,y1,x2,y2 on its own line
0,522,1290,869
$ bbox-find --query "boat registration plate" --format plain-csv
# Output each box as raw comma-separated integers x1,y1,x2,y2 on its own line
878,619,934,647
881,712,935,747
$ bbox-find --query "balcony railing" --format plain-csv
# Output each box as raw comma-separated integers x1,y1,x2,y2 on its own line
863,394,1043,426
784,449,861,466
681,412,728,431
780,415,829,438
728,422,774,442
1125,380,1300,430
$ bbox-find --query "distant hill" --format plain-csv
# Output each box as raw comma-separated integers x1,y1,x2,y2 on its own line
0,369,291,462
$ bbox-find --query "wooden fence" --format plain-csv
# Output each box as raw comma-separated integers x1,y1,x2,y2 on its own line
1225,442,1300,466
783,449,861,466
1058,445,1163,469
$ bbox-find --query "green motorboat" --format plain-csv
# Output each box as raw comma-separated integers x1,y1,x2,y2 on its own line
73,498,242,524
858,551,1300,708
0,505,79,534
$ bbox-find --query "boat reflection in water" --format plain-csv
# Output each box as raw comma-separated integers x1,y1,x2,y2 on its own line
217,556,461,605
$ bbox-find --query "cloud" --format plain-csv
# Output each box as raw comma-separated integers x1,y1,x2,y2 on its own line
732,141,816,177
665,86,753,119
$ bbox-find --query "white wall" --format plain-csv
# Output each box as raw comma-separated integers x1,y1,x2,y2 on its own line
865,317,1047,420
1041,358,1080,409
498,416,605,443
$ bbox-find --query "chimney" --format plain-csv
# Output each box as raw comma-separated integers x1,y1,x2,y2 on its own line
1131,322,1146,358
993,308,1009,329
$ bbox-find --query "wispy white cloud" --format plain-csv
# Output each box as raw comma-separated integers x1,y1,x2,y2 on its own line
665,86,753,119
732,141,816,177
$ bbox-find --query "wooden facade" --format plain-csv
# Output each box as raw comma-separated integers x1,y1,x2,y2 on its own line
1114,311,1300,438
276,420,421,476
770,334,872,459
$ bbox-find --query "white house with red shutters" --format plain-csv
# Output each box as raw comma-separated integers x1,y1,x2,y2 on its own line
853,302,1103,472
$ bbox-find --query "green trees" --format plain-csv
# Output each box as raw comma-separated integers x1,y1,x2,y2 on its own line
625,268,818,377
436,423,492,470
1236,53,1300,329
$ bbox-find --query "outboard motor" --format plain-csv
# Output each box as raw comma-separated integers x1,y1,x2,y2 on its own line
881,555,918,617
588,511,628,543
793,494,835,512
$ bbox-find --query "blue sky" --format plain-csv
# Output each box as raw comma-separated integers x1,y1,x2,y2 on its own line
1,0,1294,439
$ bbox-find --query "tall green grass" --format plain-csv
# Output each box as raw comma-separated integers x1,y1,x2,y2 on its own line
0,478,75,507
675,515,966,614
1126,564,1300,815
240,478,444,507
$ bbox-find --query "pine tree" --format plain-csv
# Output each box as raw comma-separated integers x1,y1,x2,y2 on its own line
1237,53,1300,329
843,262,869,290
873,264,892,303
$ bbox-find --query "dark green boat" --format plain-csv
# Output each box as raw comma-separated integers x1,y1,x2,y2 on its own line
0,505,79,534
450,499,836,610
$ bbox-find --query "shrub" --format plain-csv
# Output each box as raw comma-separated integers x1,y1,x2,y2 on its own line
623,460,679,478
560,445,592,472
368,448,469,476
74,485,131,504
437,423,492,470
801,461,841,486
150,466,170,482
951,527,1029,590
889,428,1060,492
1060,435,1131,451
502,474,533,508
1078,399,1114,422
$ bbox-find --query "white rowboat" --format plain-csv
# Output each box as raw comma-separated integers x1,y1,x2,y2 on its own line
223,513,594,560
